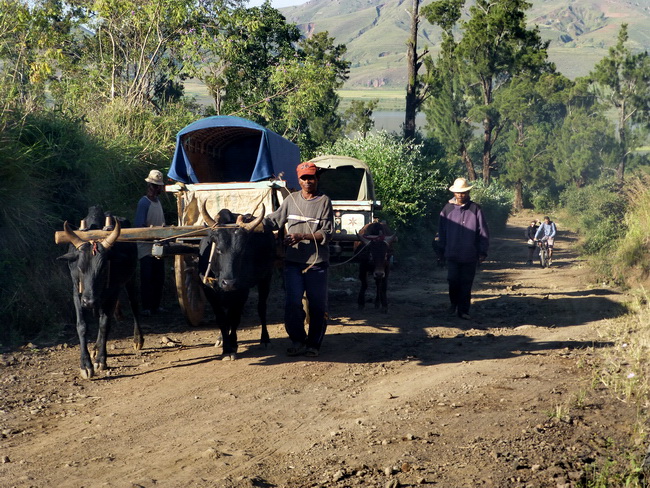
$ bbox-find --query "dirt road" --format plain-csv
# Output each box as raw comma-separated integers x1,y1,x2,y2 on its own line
0,212,638,487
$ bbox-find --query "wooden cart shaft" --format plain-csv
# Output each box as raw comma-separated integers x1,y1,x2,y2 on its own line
54,226,208,245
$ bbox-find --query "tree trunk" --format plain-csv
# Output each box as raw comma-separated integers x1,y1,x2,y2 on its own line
514,180,523,211
617,111,627,182
616,157,626,182
481,78,494,184
461,145,477,181
482,117,492,184
404,0,420,140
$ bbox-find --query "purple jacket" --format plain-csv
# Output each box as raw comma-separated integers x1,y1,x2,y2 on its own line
438,200,489,263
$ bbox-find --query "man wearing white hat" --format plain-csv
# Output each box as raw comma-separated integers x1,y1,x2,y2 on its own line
135,169,167,316
437,177,489,320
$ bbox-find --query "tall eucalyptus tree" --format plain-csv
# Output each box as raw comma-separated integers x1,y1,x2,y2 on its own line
590,24,650,183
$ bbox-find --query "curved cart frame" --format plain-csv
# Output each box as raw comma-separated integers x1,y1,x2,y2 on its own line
165,116,300,326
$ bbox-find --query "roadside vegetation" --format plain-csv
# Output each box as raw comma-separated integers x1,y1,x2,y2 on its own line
1,0,650,482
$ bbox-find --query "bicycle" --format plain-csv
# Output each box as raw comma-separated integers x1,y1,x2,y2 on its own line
537,239,550,268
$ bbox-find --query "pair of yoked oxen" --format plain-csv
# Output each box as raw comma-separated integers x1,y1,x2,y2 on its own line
59,205,395,379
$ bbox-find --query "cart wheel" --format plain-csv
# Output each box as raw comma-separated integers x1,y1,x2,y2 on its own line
175,254,206,327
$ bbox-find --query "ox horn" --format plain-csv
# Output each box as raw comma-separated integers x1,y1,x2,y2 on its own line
63,221,87,250
241,204,265,232
356,231,372,245
385,234,397,245
102,219,121,250
200,201,217,228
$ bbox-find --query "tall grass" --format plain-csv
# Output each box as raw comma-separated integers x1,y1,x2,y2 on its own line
0,103,192,350
582,295,650,487
609,178,650,285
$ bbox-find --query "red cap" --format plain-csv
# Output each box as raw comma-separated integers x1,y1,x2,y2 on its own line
297,161,318,178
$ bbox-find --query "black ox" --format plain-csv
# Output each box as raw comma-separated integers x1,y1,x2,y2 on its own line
58,206,143,379
198,204,276,360
355,220,397,313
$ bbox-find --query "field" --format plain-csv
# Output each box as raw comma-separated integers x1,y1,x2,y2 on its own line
338,89,406,111
182,80,408,112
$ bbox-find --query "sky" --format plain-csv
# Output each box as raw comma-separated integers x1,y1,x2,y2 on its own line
247,0,310,7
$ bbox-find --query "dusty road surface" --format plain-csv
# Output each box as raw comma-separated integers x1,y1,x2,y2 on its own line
0,213,639,487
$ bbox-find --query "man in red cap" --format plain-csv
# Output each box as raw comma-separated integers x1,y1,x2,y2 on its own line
264,161,334,357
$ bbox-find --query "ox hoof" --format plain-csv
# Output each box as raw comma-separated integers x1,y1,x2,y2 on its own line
93,362,107,372
133,339,144,351
80,367,94,379
215,340,223,348
222,353,238,361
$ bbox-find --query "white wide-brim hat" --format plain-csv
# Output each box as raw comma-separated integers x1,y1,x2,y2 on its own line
145,169,164,186
449,177,473,193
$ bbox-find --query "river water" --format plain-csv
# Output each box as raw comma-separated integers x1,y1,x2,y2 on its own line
370,111,427,133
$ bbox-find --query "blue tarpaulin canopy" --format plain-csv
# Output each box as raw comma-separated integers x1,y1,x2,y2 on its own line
168,116,301,189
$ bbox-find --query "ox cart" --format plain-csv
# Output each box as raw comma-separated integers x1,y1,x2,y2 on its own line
55,116,381,327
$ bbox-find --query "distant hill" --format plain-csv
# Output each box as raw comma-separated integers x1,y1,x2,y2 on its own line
280,0,650,89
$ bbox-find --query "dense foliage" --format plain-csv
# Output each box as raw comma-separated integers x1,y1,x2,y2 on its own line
560,176,650,289
420,0,650,208
319,132,447,234
560,181,627,256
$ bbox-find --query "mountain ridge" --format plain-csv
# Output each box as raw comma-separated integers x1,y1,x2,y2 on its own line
280,0,650,88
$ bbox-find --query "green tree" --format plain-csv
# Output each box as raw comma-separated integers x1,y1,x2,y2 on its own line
404,0,430,140
82,0,194,107
319,132,445,233
424,0,553,184
590,24,650,182
496,73,570,209
265,31,349,153
0,0,69,113
422,0,475,179
343,99,378,139
180,2,300,115
552,107,619,188
44,0,195,116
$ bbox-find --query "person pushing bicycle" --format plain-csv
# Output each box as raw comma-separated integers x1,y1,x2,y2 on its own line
535,216,557,265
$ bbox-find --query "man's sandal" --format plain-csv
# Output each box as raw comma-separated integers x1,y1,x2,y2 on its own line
304,348,319,357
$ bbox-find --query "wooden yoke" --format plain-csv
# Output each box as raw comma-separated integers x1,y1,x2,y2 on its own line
54,226,208,245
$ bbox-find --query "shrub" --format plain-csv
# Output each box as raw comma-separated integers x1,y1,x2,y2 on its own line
560,181,627,256
319,132,447,235
469,180,514,233
531,188,557,213
0,103,188,349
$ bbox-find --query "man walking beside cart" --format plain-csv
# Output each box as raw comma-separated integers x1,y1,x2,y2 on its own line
264,161,334,358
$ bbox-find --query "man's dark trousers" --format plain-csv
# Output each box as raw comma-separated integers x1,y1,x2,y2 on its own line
447,260,477,316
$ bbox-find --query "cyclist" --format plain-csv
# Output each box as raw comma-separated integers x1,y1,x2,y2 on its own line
534,216,557,265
